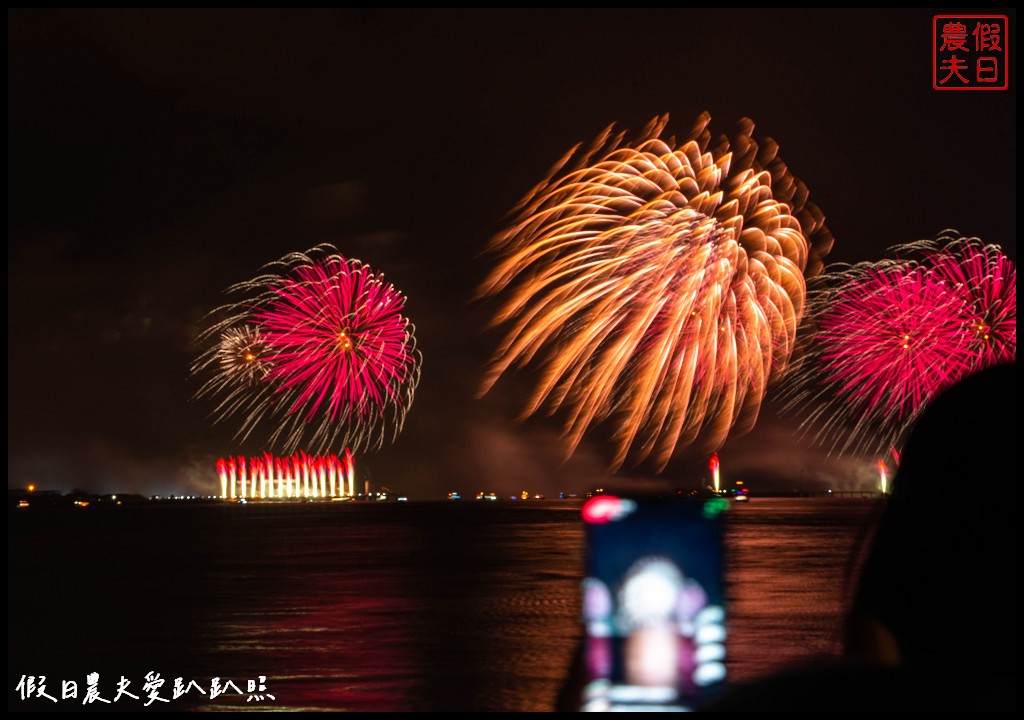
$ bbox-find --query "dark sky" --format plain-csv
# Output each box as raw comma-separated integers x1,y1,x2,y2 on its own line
8,9,1016,498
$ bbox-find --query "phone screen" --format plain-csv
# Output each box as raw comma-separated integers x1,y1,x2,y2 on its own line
579,494,729,712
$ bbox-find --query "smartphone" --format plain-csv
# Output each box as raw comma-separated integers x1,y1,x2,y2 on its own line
579,494,729,712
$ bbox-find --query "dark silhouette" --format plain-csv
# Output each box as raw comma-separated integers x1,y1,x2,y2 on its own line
704,362,1017,711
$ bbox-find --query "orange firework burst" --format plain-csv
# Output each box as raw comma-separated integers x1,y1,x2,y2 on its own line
479,114,832,471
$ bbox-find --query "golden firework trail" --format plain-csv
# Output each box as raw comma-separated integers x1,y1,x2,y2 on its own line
479,114,832,471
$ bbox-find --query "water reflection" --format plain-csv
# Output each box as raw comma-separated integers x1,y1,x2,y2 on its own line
9,499,879,711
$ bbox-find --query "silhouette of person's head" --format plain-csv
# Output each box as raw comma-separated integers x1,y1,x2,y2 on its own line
846,362,1017,676
700,363,1018,712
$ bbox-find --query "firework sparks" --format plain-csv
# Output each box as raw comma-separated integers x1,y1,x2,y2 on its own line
479,114,832,471
215,451,356,499
782,231,1016,457
709,453,721,494
218,326,272,384
193,325,280,439
926,232,1016,365
193,245,421,454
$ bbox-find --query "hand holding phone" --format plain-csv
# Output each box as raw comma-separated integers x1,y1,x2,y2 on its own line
580,495,729,712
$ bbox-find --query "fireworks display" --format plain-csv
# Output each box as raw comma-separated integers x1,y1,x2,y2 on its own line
709,453,721,494
217,326,273,385
782,231,1016,457
216,450,355,499
193,246,421,455
479,114,832,471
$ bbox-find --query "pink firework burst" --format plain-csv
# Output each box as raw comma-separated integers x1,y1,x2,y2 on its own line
817,265,975,422
924,232,1016,365
257,256,416,428
193,245,421,454
782,231,1016,456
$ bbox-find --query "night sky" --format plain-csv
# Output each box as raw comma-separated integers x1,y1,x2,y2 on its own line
9,9,1016,498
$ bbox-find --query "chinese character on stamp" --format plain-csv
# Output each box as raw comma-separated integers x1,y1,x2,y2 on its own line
933,15,1008,90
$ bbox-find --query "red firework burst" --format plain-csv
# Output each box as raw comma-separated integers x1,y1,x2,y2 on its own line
193,245,420,454
256,255,417,426
782,231,1016,456
816,264,976,421
924,233,1016,365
